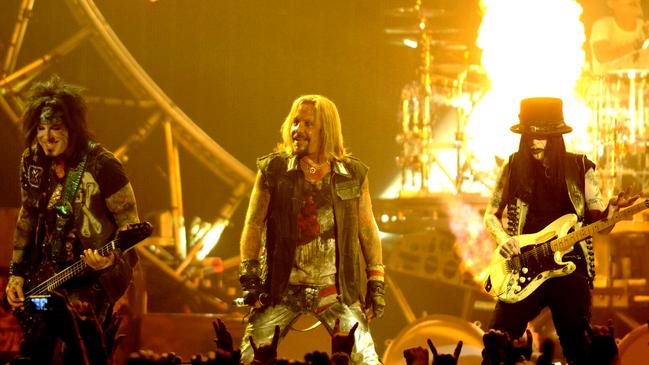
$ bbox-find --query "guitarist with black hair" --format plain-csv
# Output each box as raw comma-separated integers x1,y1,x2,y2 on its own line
483,97,640,365
4,75,144,365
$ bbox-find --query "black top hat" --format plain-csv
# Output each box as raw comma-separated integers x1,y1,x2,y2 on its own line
510,97,573,135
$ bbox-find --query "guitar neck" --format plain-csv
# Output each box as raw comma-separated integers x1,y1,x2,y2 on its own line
25,240,116,297
551,200,648,252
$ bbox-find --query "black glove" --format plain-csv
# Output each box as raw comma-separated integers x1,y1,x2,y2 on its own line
365,280,386,319
239,259,263,306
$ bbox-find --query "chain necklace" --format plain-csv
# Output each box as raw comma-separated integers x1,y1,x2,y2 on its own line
301,156,328,174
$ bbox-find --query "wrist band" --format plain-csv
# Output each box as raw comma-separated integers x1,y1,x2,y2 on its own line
8,261,28,277
239,259,261,276
367,264,385,281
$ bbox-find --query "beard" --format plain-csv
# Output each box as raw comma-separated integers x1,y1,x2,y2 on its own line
292,134,310,156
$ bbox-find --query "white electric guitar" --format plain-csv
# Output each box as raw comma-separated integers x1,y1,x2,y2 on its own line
485,199,649,303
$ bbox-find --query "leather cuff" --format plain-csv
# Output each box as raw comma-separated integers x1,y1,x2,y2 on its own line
239,259,262,290
8,261,28,277
367,279,386,295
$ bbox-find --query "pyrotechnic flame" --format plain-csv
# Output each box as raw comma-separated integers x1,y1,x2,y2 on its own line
452,0,593,283
467,0,592,180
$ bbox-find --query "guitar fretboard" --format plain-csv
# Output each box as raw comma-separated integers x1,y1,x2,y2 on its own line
550,200,648,252
26,240,117,297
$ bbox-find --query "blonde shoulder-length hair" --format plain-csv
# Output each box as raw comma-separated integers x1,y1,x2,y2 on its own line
276,95,350,161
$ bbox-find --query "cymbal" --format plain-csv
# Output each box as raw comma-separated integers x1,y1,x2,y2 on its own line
433,63,486,75
383,26,461,36
388,38,468,52
385,6,448,18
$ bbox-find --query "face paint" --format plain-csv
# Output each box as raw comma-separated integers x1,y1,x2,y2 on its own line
37,106,69,158
529,138,547,161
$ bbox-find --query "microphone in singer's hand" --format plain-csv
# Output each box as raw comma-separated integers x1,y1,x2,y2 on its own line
232,293,268,308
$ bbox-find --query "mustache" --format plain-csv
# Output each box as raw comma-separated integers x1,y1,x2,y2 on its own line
292,132,308,141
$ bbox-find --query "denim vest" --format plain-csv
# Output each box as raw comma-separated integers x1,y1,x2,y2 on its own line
257,152,368,305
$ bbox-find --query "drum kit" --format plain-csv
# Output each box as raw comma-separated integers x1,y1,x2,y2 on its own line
590,63,649,198
389,1,488,196
391,1,649,198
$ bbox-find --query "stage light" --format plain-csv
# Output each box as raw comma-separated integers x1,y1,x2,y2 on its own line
196,218,228,260
403,39,418,49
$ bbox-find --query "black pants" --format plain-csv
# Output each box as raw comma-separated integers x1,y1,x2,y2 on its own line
15,296,108,365
489,271,591,364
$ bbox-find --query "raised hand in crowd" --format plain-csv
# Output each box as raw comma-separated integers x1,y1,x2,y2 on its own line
331,319,358,355
481,329,510,365
250,325,280,365
585,320,621,365
213,318,234,352
212,318,241,364
509,329,533,364
402,345,429,365
429,339,462,365
535,338,555,365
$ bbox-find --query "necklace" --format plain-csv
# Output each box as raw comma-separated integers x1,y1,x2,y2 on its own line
301,157,327,174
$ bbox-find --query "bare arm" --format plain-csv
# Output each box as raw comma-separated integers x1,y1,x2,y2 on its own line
105,182,140,229
586,168,639,232
585,167,607,222
85,182,139,271
240,171,270,261
358,176,382,266
592,39,638,64
12,190,35,264
6,189,35,307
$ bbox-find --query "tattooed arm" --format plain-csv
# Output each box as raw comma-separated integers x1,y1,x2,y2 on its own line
585,167,607,223
358,176,383,267
6,177,36,308
484,160,522,258
483,161,512,247
586,167,639,232
105,182,140,229
90,180,141,301
82,182,140,271
240,171,270,261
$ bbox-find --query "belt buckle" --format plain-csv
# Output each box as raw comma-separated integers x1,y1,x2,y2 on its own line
303,287,319,311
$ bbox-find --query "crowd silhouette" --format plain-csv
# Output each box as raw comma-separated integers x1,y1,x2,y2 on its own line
121,317,626,365
3,292,631,365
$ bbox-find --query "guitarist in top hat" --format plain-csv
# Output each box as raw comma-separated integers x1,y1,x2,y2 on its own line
3,75,140,364
483,97,638,364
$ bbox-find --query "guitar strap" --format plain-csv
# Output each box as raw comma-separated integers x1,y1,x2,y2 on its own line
51,142,95,261
565,154,596,282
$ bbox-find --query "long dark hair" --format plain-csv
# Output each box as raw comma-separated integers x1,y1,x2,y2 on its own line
21,75,93,162
509,134,567,203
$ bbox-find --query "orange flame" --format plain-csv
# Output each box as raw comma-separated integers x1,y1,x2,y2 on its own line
452,0,594,283
466,0,592,181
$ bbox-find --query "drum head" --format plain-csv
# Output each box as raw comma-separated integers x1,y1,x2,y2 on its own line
617,324,649,364
382,314,484,365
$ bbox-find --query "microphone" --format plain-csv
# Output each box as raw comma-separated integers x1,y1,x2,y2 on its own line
232,293,268,308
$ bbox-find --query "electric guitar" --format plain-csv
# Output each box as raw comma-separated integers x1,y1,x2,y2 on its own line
485,199,648,303
2,222,152,315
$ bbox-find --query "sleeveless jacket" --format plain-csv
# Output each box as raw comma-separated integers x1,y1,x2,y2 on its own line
503,152,596,278
17,142,135,306
257,152,368,305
